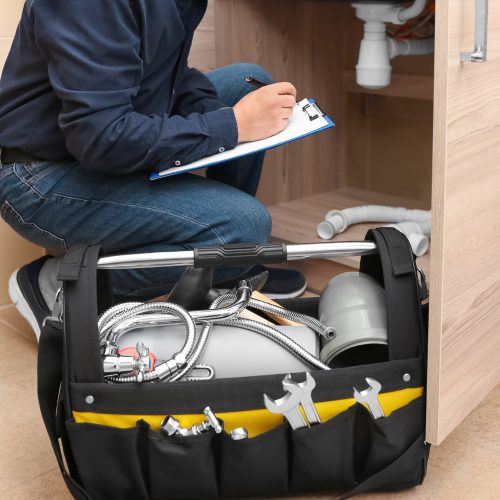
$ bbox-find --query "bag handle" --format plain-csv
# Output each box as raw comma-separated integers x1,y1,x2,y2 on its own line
96,241,378,269
58,245,105,384
360,227,424,360
60,232,422,380
37,323,93,500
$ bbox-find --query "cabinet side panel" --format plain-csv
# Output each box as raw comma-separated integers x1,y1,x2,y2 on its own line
428,0,500,444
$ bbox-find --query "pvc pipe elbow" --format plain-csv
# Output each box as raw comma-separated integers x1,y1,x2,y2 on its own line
408,233,429,257
396,0,427,24
317,210,347,240
385,222,430,257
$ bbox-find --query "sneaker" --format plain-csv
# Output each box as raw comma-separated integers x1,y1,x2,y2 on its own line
8,256,52,340
217,265,307,299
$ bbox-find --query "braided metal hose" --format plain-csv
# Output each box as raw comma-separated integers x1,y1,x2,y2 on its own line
103,302,196,345
167,294,234,382
97,302,143,332
106,370,163,384
99,284,252,343
104,302,197,383
248,298,336,340
214,317,330,371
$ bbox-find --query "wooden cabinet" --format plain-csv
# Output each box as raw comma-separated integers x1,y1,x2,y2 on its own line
213,0,500,444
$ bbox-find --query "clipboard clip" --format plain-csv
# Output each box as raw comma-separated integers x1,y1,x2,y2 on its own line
302,101,325,121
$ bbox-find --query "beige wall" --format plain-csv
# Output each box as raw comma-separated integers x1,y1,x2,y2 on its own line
0,0,45,304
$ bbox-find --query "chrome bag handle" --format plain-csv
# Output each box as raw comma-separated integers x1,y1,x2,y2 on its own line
97,241,377,270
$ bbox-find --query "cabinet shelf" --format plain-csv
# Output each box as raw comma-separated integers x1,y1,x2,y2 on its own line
342,69,434,100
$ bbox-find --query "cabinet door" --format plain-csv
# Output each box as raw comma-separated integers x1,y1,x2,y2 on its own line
428,0,500,444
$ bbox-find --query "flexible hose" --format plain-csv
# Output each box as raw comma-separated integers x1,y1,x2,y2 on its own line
168,294,233,382
107,370,162,384
248,298,335,340
104,302,197,346
104,302,197,383
105,294,236,383
98,302,143,332
389,37,434,59
214,318,330,371
99,285,252,342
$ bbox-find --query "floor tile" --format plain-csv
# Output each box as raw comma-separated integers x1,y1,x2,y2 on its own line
0,304,36,343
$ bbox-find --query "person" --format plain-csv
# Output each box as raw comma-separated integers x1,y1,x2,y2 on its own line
0,0,306,340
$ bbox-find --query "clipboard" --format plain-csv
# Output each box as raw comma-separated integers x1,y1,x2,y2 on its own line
150,98,335,180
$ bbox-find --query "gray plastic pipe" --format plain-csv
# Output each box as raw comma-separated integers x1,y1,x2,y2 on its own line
317,206,432,256
388,37,434,59
384,221,431,257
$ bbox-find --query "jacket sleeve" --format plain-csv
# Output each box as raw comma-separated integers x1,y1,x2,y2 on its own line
172,66,226,116
32,0,238,174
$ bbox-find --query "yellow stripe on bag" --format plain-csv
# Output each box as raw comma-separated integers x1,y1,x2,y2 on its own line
73,387,423,438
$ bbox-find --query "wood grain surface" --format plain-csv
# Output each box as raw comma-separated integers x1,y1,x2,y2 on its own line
213,0,435,207
215,0,346,205
269,186,430,277
427,0,500,444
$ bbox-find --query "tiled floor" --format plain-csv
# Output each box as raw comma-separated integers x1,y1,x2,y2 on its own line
0,304,498,500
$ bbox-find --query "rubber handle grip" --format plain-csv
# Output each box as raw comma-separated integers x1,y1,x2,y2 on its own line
194,243,287,268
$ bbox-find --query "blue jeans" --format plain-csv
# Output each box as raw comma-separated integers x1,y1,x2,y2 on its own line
0,64,273,298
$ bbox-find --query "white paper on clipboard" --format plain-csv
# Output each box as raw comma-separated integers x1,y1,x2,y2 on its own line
150,98,334,180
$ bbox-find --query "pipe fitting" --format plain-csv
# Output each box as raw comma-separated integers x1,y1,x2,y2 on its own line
384,221,431,256
352,1,432,89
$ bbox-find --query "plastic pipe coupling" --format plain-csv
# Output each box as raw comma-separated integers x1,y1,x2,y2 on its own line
319,272,388,365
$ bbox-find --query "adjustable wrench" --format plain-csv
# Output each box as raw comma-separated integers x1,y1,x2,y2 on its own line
353,377,385,419
264,387,308,430
282,373,321,426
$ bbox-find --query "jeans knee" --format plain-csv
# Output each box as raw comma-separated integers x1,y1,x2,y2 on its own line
238,63,273,86
228,196,272,245
252,200,273,243
222,63,274,102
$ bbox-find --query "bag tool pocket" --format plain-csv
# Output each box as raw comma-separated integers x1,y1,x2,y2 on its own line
147,427,219,500
355,395,426,482
219,424,289,497
290,405,357,492
65,420,149,500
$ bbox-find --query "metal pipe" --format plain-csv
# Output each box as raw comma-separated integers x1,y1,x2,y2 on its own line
286,242,377,260
96,242,378,270
97,250,194,269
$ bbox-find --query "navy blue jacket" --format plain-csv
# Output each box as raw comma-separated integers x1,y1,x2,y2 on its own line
0,0,238,173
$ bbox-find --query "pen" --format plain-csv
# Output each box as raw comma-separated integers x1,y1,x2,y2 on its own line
244,75,269,89
245,75,301,110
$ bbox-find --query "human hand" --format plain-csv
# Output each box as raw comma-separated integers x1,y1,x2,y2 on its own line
233,82,297,143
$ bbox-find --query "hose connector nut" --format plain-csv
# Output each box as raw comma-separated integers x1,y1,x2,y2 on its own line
161,416,181,436
173,352,188,369
101,341,119,357
203,407,223,434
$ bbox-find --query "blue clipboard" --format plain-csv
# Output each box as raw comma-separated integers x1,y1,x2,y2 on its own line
150,98,335,181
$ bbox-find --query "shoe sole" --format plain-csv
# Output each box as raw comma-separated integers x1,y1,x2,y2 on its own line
263,282,308,300
8,268,41,341
217,282,308,300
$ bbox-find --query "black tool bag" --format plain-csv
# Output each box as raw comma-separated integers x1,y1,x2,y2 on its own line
38,227,430,499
